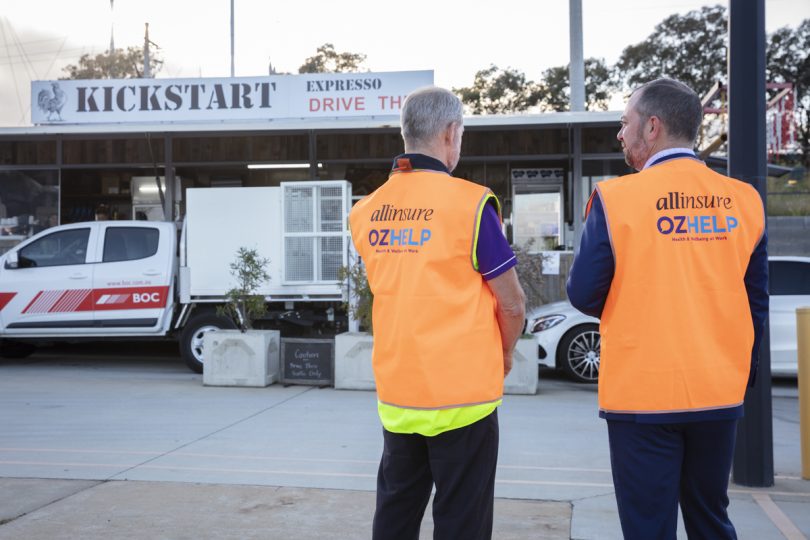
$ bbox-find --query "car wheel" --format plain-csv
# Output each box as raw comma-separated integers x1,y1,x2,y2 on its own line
0,340,36,359
557,324,600,384
179,311,237,373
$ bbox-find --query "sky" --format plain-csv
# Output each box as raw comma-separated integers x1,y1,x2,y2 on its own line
1,0,808,127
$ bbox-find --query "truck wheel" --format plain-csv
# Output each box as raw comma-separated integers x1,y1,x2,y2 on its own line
180,312,237,373
0,340,36,359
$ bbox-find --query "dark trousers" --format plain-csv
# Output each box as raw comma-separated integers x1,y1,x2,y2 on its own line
372,410,499,540
607,419,738,540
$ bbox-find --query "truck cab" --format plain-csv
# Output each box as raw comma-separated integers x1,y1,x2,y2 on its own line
0,220,177,339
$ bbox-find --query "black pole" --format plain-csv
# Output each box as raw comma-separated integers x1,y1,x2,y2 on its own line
728,0,774,487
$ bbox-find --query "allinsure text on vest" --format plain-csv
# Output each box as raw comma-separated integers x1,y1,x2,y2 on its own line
656,192,733,210
655,192,738,237
368,204,433,248
370,204,434,222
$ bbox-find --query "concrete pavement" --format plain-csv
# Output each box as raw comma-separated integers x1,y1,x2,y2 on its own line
0,344,808,539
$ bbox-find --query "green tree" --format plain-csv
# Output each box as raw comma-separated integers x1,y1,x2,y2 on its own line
61,46,162,79
538,58,616,112
218,247,270,332
454,65,542,114
766,20,810,166
614,5,809,164
298,43,367,73
614,4,727,97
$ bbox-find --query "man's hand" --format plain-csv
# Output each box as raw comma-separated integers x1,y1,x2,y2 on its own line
503,350,513,378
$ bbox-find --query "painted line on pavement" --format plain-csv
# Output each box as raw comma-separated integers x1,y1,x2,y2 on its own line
3,459,810,496
499,464,611,473
729,489,810,498
752,492,808,540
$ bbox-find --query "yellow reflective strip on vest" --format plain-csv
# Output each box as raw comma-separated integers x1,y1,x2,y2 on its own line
378,400,501,437
471,192,501,271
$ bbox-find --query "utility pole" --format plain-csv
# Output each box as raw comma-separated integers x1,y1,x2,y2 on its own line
109,0,115,53
143,22,151,78
569,0,585,251
568,0,585,112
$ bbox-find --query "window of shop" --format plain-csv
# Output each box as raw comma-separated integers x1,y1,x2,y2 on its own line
60,169,150,223
0,140,57,166
62,137,164,165
173,134,309,163
578,159,631,219
0,169,59,253
463,129,569,156
511,168,565,252
582,127,623,154
317,132,402,161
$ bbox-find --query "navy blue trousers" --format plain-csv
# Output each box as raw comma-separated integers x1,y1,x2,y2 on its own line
607,419,738,540
372,410,499,540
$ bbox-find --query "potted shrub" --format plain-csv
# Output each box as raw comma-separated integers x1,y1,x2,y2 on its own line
334,258,376,390
203,247,280,387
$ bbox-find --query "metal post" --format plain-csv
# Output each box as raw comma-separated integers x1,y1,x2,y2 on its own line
729,0,773,487
164,135,175,221
568,0,585,112
230,0,235,77
797,308,810,480
308,131,318,180
571,126,583,251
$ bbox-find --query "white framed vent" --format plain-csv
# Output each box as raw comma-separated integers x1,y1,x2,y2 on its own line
282,181,352,284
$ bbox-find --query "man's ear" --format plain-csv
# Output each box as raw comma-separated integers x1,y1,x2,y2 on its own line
648,115,663,139
443,122,457,146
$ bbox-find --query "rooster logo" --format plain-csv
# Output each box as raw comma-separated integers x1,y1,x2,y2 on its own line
37,82,67,121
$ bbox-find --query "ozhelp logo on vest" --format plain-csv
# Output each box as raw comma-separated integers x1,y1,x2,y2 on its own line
368,204,433,254
654,191,738,242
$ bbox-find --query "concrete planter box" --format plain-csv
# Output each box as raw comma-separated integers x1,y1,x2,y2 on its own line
504,338,539,395
334,332,375,390
335,332,537,395
203,329,280,387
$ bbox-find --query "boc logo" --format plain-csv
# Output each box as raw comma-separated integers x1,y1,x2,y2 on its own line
133,292,161,303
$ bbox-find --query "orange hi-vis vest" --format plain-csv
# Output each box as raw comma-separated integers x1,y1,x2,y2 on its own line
349,170,504,413
594,157,765,415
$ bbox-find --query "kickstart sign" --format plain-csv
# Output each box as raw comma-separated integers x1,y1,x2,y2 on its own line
31,70,433,124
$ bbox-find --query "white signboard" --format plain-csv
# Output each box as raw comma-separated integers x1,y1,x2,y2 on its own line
31,70,433,125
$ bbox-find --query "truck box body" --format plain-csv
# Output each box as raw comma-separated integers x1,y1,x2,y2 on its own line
184,182,350,301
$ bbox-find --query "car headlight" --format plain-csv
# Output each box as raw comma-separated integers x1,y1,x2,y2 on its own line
530,314,566,333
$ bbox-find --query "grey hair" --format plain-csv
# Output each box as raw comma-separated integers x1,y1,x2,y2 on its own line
633,78,703,144
401,86,463,147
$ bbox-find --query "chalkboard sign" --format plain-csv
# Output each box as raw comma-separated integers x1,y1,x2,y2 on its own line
280,338,334,386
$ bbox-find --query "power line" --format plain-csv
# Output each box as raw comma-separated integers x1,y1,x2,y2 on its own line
0,19,24,118
0,45,100,64
0,35,68,50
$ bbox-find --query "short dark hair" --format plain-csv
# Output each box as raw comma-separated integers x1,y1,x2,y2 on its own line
633,79,703,144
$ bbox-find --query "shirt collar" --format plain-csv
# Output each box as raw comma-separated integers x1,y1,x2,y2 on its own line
391,153,449,175
642,147,697,170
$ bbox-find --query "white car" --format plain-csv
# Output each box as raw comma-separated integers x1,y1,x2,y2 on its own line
527,256,810,383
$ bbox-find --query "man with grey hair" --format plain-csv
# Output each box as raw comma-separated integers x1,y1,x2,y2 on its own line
567,78,768,539
349,86,525,539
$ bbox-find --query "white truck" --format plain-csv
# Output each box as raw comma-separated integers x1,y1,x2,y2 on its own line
0,181,353,372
